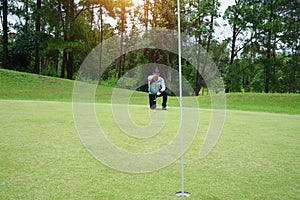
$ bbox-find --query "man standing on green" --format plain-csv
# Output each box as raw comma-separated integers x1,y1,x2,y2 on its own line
148,67,168,110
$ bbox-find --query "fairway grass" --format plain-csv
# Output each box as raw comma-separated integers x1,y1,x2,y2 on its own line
1,68,300,114
1,100,299,199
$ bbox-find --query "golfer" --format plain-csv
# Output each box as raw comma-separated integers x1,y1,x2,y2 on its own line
148,67,168,110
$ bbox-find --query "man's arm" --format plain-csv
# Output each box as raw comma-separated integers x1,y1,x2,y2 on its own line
148,75,153,81
160,78,166,92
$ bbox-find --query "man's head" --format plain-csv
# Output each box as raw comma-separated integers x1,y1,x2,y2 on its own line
153,67,160,80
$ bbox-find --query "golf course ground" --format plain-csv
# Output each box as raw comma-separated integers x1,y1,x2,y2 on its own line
1,69,299,199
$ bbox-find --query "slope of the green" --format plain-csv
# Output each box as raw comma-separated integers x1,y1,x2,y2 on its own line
197,93,300,114
0,69,111,103
1,69,300,114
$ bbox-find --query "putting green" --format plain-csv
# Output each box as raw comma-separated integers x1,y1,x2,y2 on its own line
1,100,299,199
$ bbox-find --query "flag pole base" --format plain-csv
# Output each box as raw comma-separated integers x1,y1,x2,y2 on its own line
176,192,191,197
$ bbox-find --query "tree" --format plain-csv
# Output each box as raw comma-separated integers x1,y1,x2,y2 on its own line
1,0,9,69
34,0,41,74
143,0,150,31
24,0,29,33
224,0,251,65
58,0,80,79
94,0,114,77
224,0,297,93
277,0,300,93
114,0,133,78
223,0,253,92
278,0,300,53
246,0,283,93
185,0,220,95
2,0,299,93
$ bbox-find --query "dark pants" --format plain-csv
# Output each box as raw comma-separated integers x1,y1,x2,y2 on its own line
149,91,168,109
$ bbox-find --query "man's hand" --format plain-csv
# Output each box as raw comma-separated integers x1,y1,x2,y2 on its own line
157,92,161,96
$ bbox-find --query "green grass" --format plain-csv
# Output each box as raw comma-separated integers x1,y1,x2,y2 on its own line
1,68,300,114
1,69,300,199
1,101,299,199
224,93,300,114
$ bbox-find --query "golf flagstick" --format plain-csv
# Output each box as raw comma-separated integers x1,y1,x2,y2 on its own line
175,0,190,197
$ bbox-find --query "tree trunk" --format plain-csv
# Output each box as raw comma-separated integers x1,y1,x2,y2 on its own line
152,0,157,27
144,0,149,31
58,0,67,78
194,38,202,96
120,3,125,77
40,56,45,73
97,6,103,79
54,28,59,75
25,0,29,33
226,15,238,93
230,22,237,65
116,2,125,78
201,2,215,95
67,52,73,79
264,57,270,93
2,0,9,69
264,0,274,94
121,54,125,76
54,51,59,74
265,33,272,94
61,50,67,78
265,32,271,94
193,0,204,96
34,51,40,74
69,0,75,79
34,0,41,74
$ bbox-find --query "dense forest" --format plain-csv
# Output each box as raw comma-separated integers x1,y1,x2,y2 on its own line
1,0,299,94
